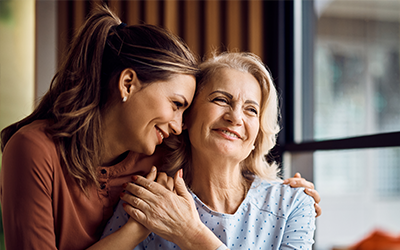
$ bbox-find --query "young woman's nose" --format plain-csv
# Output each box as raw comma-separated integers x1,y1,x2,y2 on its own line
169,115,183,135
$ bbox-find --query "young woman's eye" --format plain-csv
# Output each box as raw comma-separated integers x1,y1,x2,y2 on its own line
173,101,184,110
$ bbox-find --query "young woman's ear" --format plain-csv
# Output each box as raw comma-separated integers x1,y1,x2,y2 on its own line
118,68,140,102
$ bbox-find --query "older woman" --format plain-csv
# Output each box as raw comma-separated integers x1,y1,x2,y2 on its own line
102,52,316,249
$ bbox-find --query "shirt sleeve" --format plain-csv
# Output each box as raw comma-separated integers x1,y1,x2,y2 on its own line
280,189,316,249
0,131,57,249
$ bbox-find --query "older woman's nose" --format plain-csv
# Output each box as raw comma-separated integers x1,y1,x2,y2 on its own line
224,107,243,126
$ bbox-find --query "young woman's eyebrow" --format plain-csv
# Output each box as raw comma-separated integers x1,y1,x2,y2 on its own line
175,94,189,107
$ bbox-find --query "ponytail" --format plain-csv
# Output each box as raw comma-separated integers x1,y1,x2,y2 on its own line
1,4,198,193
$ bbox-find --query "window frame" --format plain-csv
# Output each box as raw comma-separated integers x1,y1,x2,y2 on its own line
265,0,400,181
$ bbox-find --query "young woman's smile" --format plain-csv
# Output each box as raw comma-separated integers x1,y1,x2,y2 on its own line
119,73,196,156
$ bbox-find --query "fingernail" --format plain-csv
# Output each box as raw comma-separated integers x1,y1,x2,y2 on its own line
152,166,157,172
122,182,127,188
120,192,125,198
283,180,288,184
179,169,183,178
132,175,138,181
122,203,126,207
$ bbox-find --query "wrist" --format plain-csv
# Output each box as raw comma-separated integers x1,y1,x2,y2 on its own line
125,218,150,240
178,223,222,250
215,244,229,250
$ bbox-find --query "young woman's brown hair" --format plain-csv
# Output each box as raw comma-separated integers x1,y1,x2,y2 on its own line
0,5,198,192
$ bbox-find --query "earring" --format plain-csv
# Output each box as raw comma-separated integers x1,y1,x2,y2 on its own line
122,96,127,102
252,145,255,150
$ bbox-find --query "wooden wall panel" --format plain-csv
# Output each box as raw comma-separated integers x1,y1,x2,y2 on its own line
249,0,263,58
226,0,242,51
164,0,179,35
57,0,267,65
125,1,141,25
145,0,160,25
184,1,201,57
205,0,221,57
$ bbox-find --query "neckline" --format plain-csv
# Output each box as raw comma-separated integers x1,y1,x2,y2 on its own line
188,177,262,217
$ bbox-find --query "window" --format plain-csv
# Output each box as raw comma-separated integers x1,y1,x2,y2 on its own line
278,1,400,249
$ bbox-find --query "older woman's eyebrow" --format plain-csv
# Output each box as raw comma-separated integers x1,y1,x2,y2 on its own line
210,90,259,107
209,90,233,99
245,100,260,107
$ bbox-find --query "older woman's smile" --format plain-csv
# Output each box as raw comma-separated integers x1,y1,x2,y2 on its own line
215,128,241,140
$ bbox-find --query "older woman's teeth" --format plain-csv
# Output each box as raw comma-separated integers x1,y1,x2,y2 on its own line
222,130,239,138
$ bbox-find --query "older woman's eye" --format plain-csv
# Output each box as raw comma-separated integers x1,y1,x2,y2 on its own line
212,97,229,104
247,107,258,115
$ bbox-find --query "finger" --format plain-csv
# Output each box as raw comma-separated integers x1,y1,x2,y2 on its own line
290,178,315,189
167,176,174,192
304,188,321,204
173,169,191,200
122,201,148,224
146,166,157,181
283,178,314,189
131,175,169,197
282,174,303,185
314,203,322,217
156,172,169,188
124,179,156,204
120,191,150,213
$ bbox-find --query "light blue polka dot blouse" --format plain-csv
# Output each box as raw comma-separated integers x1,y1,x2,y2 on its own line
102,177,316,250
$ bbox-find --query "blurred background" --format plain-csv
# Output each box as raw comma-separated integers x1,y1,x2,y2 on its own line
0,0,399,249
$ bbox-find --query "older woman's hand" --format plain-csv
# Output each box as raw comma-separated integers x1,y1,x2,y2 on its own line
283,173,322,217
120,169,223,250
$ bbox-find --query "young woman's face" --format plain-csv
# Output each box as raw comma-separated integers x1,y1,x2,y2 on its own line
186,68,261,161
122,74,196,155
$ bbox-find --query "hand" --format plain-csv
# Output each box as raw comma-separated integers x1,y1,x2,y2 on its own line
121,169,222,250
154,171,175,192
283,172,322,217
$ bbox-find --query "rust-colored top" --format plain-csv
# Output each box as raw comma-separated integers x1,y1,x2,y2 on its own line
0,120,157,249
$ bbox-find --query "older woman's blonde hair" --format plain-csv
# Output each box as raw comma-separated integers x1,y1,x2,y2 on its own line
161,51,281,185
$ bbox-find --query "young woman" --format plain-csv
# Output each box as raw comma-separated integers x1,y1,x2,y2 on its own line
103,52,318,249
0,5,198,250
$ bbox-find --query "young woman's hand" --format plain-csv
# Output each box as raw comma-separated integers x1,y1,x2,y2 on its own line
283,173,322,217
121,169,223,250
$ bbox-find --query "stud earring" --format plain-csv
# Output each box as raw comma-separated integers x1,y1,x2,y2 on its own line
252,145,255,150
122,96,127,102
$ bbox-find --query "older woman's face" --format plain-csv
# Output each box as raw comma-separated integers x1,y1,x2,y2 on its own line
186,68,261,161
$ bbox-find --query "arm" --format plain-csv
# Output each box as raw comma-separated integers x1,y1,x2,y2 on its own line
280,190,316,249
121,169,225,250
283,172,322,217
0,132,57,249
87,167,161,250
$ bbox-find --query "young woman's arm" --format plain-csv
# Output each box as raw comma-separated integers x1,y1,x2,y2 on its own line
0,131,58,249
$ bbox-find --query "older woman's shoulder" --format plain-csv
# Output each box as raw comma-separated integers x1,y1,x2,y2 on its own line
248,178,315,218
